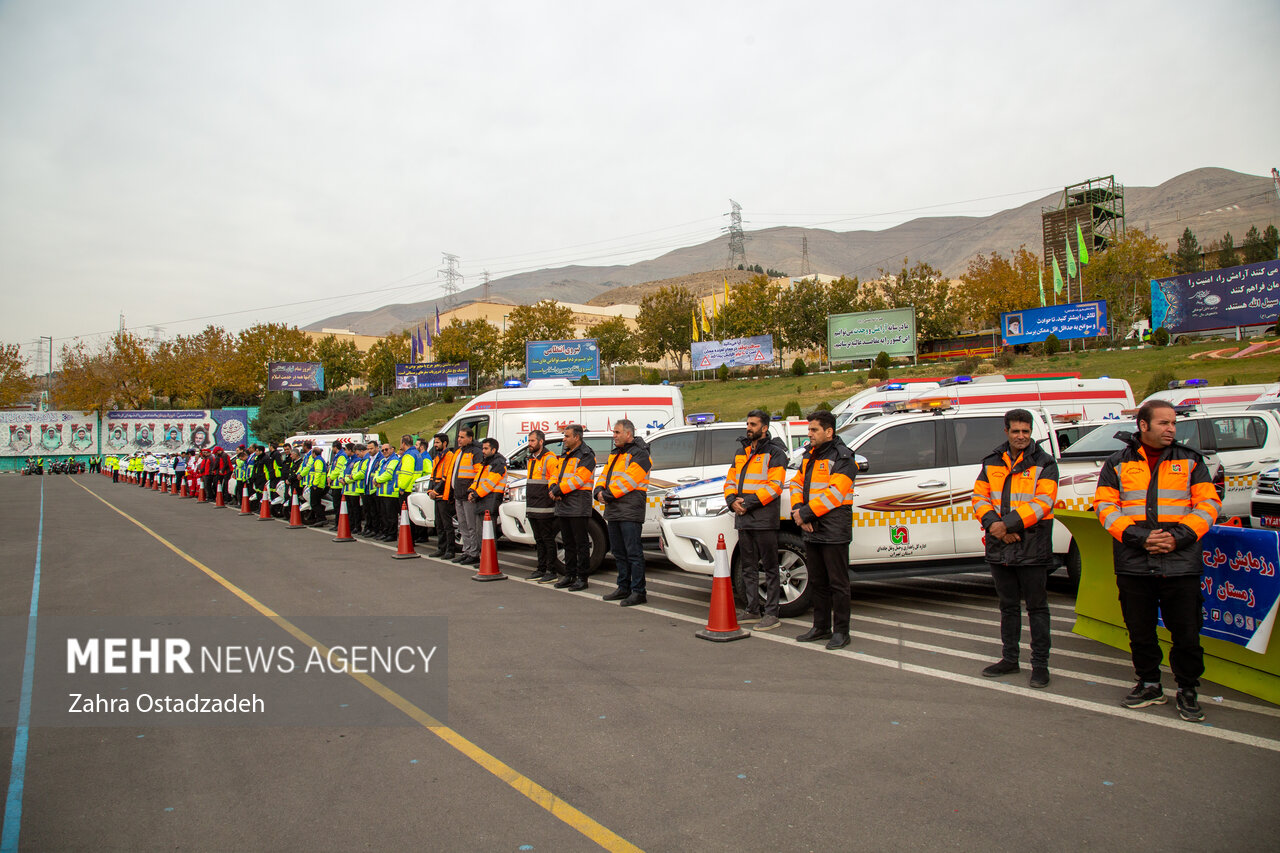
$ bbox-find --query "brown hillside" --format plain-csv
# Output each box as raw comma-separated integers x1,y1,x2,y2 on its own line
587,269,762,306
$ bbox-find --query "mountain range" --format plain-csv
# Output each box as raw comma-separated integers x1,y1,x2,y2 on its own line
307,167,1278,336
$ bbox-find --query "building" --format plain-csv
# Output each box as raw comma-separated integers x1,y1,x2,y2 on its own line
302,328,385,354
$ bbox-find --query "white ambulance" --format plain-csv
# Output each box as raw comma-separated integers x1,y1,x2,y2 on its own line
1141,379,1280,413
905,375,1134,421
833,380,941,426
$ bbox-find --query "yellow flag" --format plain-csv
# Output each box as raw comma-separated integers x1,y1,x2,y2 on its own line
691,308,699,342
723,276,730,305
700,300,710,334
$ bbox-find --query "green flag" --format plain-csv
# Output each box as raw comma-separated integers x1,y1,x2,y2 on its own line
1076,221,1089,265
1038,266,1046,307
1052,253,1064,295
1065,234,1077,279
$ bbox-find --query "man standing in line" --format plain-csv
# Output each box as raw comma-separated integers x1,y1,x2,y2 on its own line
1095,400,1221,722
550,424,596,592
790,410,856,650
725,409,789,632
393,435,420,539
972,409,1058,689
595,419,651,606
362,439,381,536
427,433,456,559
468,438,507,541
373,441,400,541
342,443,366,536
414,437,435,543
524,429,560,583
450,428,482,564
327,443,349,530
306,445,328,525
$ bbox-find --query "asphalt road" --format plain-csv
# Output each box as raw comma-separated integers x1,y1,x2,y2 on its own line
2,474,1279,852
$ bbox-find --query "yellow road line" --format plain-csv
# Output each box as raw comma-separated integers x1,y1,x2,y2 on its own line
73,480,642,853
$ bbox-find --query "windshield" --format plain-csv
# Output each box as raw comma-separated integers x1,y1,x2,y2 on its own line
1061,419,1203,457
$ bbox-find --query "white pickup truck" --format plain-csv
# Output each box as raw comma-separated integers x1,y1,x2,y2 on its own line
659,406,1231,618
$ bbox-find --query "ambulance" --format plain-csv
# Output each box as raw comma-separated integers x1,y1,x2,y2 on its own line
832,380,941,426
904,375,1134,421
1141,379,1280,412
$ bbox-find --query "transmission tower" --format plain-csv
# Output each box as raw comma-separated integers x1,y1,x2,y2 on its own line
800,235,812,277
439,253,463,307
723,199,748,270
482,270,491,302
118,312,126,334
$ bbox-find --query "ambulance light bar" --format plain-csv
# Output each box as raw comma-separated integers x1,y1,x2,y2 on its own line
907,397,952,412
1168,378,1208,389
686,413,717,425
939,375,973,387
1051,413,1083,423
879,382,906,391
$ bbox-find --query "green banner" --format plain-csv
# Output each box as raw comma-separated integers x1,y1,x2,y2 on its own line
827,307,916,361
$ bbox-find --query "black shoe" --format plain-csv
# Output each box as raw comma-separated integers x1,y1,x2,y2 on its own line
982,659,1021,678
382,534,397,542
1122,682,1166,709
528,569,549,581
601,586,630,601
431,550,448,558
1176,689,1204,722
553,576,575,589
796,627,833,643
566,578,589,592
439,552,456,561
825,632,850,650
1029,667,1050,689
619,592,646,606
736,609,762,624
450,554,468,563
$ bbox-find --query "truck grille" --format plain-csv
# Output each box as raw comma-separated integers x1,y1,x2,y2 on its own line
662,493,681,518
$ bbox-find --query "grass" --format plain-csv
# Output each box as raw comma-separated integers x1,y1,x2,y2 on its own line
369,337,1280,435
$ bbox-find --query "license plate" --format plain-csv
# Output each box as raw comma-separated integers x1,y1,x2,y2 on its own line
1263,515,1280,529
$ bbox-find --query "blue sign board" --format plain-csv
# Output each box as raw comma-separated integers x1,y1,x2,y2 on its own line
394,361,470,389
526,339,599,381
267,362,324,391
692,335,775,369
1194,526,1280,652
1000,300,1107,345
1151,260,1280,334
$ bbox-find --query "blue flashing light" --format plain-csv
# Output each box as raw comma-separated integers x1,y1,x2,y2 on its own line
882,383,906,391
503,378,524,388
939,375,973,387
686,413,717,425
1169,378,1207,389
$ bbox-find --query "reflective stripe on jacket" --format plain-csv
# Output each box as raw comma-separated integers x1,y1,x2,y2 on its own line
595,437,650,523
395,451,419,493
552,442,596,518
374,453,400,497
724,435,788,530
971,441,1058,566
309,454,327,488
789,436,855,544
450,446,481,497
344,456,367,495
526,449,559,516
1094,433,1221,576
470,453,507,517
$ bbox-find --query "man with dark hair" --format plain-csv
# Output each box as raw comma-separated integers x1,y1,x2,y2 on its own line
468,438,507,537
427,433,456,558
524,429,560,582
362,439,381,535
726,409,789,631
550,424,596,591
972,408,1058,688
1095,400,1221,722
791,410,856,650
596,419,651,606
450,428,482,564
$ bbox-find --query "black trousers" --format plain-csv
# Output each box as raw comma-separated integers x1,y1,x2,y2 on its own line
1116,573,1205,689
343,493,361,532
529,514,558,574
559,515,591,580
363,494,380,533
739,528,781,617
381,495,400,535
434,496,456,553
989,563,1052,667
806,542,851,634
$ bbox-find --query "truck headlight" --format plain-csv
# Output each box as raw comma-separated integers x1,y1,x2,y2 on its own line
506,484,525,503
412,479,432,494
688,495,729,517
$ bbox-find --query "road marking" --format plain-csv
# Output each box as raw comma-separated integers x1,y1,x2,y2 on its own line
2,479,43,853
74,481,642,853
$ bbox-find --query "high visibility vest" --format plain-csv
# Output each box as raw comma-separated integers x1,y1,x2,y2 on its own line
344,456,367,495
472,455,506,499
526,450,560,515
395,450,420,493
971,447,1057,530
724,441,786,507
595,447,649,498
309,455,327,488
374,453,400,497
331,453,348,489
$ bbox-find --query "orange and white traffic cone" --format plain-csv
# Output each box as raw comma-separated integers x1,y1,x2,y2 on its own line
392,500,420,559
198,480,208,502
239,486,252,515
471,510,506,581
696,534,749,642
258,487,274,520
333,495,355,543
214,480,227,508
287,491,305,529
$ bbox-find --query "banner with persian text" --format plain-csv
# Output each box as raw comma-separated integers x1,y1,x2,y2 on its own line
395,361,470,389
1001,300,1108,345
0,411,97,457
526,339,600,381
1151,260,1280,334
103,410,253,454
691,335,774,369
827,308,915,361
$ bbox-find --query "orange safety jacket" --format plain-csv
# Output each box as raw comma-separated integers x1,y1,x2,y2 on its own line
469,452,507,516
594,437,651,523
551,442,596,518
789,436,855,545
1094,434,1221,576
724,435,788,530
432,448,457,499
971,441,1058,566
526,449,560,516
448,445,481,499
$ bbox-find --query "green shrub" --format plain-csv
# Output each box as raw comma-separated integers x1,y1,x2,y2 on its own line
716,365,730,382
1223,376,1239,386
783,400,802,417
816,401,832,411
791,358,808,376
642,368,662,385
1142,369,1176,399
1044,333,1061,356
874,351,891,370
1151,327,1170,347
992,349,1016,369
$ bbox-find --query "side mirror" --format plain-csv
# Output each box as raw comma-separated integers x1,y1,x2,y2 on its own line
855,454,870,473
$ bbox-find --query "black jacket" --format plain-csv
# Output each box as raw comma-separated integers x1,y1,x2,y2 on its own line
551,441,597,518
726,435,789,530
595,436,651,524
974,441,1058,567
792,436,855,545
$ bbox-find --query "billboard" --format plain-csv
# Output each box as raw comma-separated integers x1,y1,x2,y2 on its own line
1001,300,1108,345
395,361,470,389
692,335,774,370
103,410,252,454
827,308,915,361
1151,260,1280,334
526,339,600,381
267,362,325,391
0,411,97,457
1195,525,1280,653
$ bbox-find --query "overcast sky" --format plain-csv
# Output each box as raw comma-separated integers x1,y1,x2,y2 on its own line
2,0,1277,364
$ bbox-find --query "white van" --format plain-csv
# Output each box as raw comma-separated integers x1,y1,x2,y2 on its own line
1142,379,1280,413
905,375,1134,421
833,380,941,425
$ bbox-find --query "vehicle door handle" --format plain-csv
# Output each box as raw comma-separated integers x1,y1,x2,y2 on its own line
916,480,946,488
677,476,699,482
1259,458,1278,464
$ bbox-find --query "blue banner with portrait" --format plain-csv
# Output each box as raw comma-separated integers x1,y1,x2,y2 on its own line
1194,526,1280,653
526,339,599,381
267,362,325,391
395,361,470,389
1001,300,1108,345
691,335,775,369
1151,260,1280,334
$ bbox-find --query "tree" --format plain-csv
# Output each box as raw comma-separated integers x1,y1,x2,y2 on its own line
957,246,1042,330
54,331,153,412
232,323,315,396
1172,227,1201,274
720,275,782,344
362,333,412,394
433,319,501,382
873,259,957,341
825,276,861,317
315,335,363,391
636,283,697,370
1080,230,1172,338
1264,225,1280,261
778,278,829,357
173,325,237,409
1217,232,1239,269
0,342,35,407
584,315,637,368
500,299,575,368
1242,225,1271,264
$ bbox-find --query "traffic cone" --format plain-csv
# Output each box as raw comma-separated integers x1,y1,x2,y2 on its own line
333,495,355,543
696,534,749,642
172,476,181,495
214,481,226,508
392,500,420,559
239,487,252,515
198,480,208,502
152,475,159,491
471,511,506,581
287,491,305,529
258,488,273,520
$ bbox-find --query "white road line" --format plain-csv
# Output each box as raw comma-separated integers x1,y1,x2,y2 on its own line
859,592,1077,625
857,600,1087,637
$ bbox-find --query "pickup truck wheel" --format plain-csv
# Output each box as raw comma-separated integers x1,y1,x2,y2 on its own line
731,532,812,619
1062,541,1081,590
553,517,609,575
